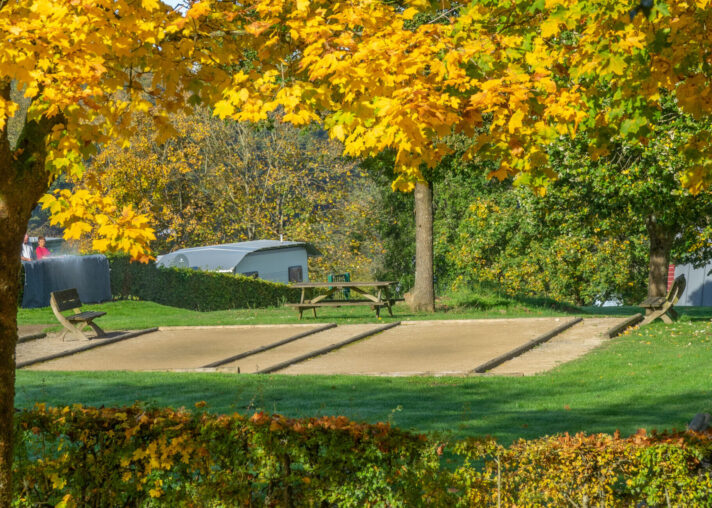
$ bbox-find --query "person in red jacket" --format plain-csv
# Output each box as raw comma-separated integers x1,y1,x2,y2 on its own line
35,236,50,260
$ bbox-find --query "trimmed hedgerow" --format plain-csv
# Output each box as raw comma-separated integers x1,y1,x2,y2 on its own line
451,431,712,506
14,405,447,507
13,405,712,507
108,255,299,311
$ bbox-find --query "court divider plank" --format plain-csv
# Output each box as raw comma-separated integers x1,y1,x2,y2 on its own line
16,328,159,369
258,322,401,374
470,318,583,374
18,333,46,344
606,313,643,338
202,323,337,368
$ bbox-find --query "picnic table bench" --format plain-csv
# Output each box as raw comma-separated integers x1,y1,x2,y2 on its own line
286,281,397,319
50,288,107,341
639,274,686,326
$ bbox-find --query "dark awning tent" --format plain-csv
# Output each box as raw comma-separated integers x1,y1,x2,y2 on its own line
156,240,321,283
22,255,112,308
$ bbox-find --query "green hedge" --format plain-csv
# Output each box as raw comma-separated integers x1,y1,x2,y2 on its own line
109,255,299,311
14,405,445,506
13,405,712,507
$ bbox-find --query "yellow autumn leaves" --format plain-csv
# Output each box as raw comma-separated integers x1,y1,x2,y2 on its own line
61,108,381,277
5,0,712,261
205,0,712,194
39,190,155,263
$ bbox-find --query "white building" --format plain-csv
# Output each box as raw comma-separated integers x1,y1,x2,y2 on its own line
156,240,320,284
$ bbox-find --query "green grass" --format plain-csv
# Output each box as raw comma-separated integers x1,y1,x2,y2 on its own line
15,303,712,444
17,297,576,331
18,296,712,331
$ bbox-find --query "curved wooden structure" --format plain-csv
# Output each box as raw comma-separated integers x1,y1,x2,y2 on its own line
639,275,686,326
50,288,106,341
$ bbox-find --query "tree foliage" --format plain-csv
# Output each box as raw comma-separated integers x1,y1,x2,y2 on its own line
450,178,649,306
372,104,712,305
8,0,712,256
204,0,712,192
74,110,382,279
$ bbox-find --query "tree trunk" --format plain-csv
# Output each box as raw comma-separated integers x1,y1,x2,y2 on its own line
0,92,58,503
646,217,674,298
0,213,24,506
409,180,435,312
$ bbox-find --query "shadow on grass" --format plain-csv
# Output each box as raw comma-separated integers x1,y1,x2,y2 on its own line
440,282,582,314
579,305,640,316
15,370,709,445
581,305,712,321
511,295,581,314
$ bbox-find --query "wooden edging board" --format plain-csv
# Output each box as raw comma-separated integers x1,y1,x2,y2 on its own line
470,317,583,374
257,321,401,374
16,328,159,369
18,332,47,344
606,313,643,338
202,323,338,368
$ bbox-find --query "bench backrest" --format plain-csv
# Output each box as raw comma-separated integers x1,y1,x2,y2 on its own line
667,274,686,305
50,288,82,312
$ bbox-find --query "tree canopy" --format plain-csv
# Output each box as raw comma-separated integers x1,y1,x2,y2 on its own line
74,109,381,279
24,0,712,259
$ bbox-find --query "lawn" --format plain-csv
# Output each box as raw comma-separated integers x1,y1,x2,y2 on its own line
15,300,712,444
17,295,575,330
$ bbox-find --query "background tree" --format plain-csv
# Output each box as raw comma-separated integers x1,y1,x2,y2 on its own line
367,154,646,306
450,103,712,303
362,143,491,297
449,177,649,306
370,101,712,305
550,105,712,298
78,109,382,279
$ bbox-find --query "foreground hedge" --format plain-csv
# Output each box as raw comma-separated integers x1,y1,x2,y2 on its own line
109,255,299,311
13,405,712,507
14,405,445,506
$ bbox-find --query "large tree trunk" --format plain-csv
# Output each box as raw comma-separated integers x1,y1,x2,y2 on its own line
0,84,57,503
646,216,674,298
0,207,25,506
409,180,435,312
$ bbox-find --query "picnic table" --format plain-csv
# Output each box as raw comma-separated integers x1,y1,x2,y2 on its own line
286,281,397,319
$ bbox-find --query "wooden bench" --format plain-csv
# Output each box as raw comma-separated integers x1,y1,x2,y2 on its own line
50,288,107,341
639,274,686,326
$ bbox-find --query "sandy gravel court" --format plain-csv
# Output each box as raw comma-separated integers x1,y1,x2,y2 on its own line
217,324,386,373
280,317,594,376
19,317,627,375
23,324,325,371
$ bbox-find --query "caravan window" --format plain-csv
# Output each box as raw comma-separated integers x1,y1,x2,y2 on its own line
241,271,258,278
288,266,303,283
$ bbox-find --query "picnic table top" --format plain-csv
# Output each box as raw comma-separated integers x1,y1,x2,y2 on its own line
291,281,395,288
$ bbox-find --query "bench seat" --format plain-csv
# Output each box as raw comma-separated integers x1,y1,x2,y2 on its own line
639,296,666,308
67,311,107,323
286,299,399,318
286,300,395,308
